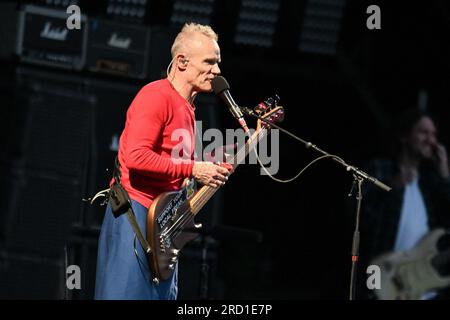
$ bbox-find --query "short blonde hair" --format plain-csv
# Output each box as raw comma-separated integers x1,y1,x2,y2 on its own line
171,22,219,58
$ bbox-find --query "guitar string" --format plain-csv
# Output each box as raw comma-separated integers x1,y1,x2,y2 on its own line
163,181,218,236
162,187,213,240
159,168,227,238
164,130,266,241
164,131,264,239
163,149,247,240
165,130,266,240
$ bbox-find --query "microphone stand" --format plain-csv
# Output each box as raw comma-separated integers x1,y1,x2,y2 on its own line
241,107,391,300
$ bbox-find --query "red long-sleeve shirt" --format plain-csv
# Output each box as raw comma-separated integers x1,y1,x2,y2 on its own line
116,79,196,208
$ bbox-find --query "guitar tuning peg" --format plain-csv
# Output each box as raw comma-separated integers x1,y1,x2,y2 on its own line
273,94,280,104
254,102,268,113
254,95,282,114
265,97,275,109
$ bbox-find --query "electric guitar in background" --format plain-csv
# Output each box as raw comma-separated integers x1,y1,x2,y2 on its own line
372,228,450,300
146,97,284,284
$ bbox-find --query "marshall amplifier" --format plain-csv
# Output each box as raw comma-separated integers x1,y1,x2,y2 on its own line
87,18,150,79
16,5,87,70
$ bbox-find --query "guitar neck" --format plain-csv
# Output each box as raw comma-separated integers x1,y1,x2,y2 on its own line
189,128,268,215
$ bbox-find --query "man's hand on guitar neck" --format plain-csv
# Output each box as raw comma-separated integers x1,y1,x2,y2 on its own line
192,161,232,188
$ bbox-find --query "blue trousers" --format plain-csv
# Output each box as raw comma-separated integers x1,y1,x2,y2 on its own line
95,200,178,300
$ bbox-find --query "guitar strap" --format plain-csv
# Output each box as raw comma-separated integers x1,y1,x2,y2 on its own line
110,156,152,254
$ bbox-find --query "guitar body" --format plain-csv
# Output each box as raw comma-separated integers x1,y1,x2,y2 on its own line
147,178,200,283
372,228,450,300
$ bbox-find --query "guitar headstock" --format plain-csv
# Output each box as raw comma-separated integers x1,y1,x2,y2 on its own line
255,95,285,131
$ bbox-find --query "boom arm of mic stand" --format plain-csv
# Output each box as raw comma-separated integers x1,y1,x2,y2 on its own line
242,106,390,300
241,107,391,192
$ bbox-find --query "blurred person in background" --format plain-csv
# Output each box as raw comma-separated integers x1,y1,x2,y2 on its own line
356,108,450,300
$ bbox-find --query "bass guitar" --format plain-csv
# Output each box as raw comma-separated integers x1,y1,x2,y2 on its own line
146,97,284,283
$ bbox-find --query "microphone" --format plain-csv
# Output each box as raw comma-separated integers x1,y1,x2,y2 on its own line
212,76,249,133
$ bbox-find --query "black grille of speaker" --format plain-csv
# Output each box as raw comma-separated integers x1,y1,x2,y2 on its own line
0,252,64,299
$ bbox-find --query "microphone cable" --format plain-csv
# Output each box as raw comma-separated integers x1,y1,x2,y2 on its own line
245,129,344,184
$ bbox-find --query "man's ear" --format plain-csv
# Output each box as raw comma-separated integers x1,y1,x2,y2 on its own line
177,55,189,69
